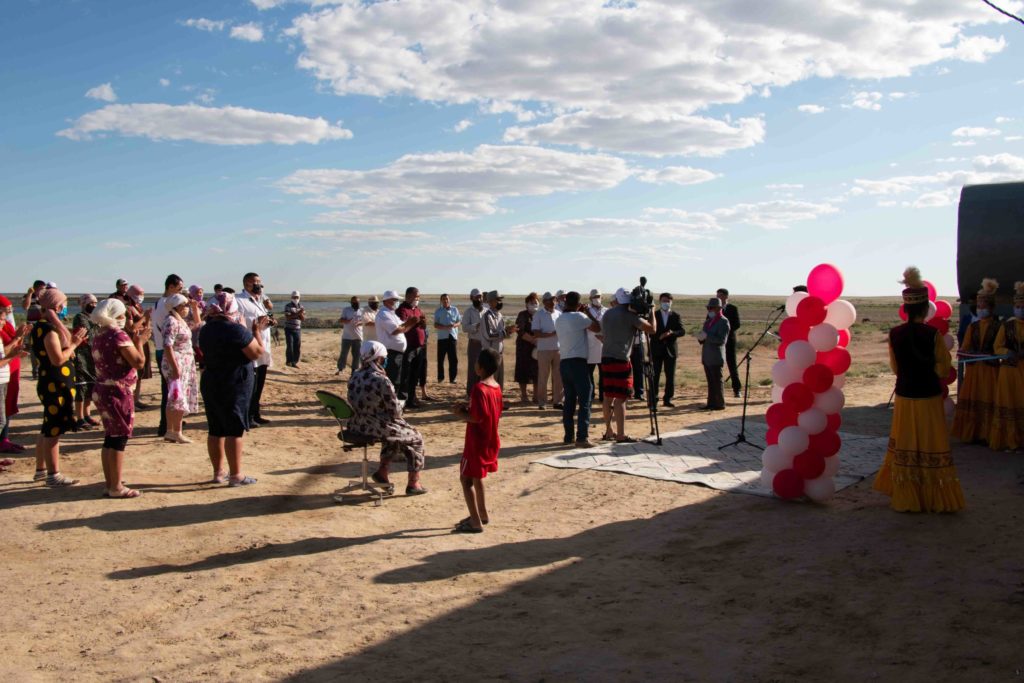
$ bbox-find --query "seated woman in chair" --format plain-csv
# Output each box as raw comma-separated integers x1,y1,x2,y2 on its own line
347,340,428,495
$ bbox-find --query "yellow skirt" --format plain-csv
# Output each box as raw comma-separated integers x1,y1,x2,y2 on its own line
951,363,999,443
988,362,1024,451
874,395,965,513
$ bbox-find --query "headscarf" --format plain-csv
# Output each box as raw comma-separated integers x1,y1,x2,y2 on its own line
188,285,204,300
0,295,12,308
360,340,387,365
91,298,127,329
79,293,98,308
126,284,144,304
38,287,72,349
206,291,241,324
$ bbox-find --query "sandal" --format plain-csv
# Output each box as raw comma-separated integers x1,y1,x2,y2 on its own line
0,458,14,467
211,472,228,484
601,432,615,441
453,520,484,534
46,472,79,487
615,436,638,443
457,516,489,526
33,469,47,482
104,487,141,499
84,416,101,427
229,475,258,487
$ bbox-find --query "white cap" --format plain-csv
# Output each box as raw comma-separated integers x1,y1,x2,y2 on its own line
470,288,481,297
615,287,631,304
542,291,554,300
291,290,300,297
46,281,58,288
589,289,601,298
382,289,401,301
555,289,566,297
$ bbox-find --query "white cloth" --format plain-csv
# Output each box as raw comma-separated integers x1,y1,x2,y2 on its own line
586,304,606,364
361,308,377,342
0,340,9,384
463,305,483,339
340,305,364,341
151,296,169,351
375,308,407,352
533,308,561,352
235,290,273,367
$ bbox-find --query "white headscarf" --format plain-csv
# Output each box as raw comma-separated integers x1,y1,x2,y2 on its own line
91,298,127,329
360,340,387,364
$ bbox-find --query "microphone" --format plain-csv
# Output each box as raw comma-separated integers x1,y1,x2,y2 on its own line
774,304,786,312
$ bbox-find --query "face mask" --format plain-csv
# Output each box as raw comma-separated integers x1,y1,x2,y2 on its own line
473,299,482,309
660,302,671,312
368,302,379,311
251,284,263,294
381,357,388,369
84,305,96,314
114,317,126,330
978,309,991,319
707,311,716,319
352,302,360,311
413,299,420,308
1015,307,1024,319
590,298,600,306
495,302,504,311
133,295,144,305
57,305,68,320
527,303,539,313
292,298,299,303
387,301,398,311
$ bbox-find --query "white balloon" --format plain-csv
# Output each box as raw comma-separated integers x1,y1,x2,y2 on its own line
760,468,779,489
777,426,810,457
925,300,937,322
762,445,792,472
785,340,817,371
807,323,839,352
832,374,846,389
786,291,809,318
771,384,784,404
771,360,800,388
823,453,841,478
943,333,955,351
824,299,857,329
814,386,846,415
804,474,836,502
797,407,828,435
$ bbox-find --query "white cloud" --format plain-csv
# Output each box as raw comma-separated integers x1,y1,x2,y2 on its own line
277,144,633,224
850,153,1024,208
952,126,1000,138
1006,136,1024,142
646,199,838,231
797,104,827,114
181,18,227,32
995,116,1014,124
57,103,353,145
284,0,1008,155
251,0,285,8
973,153,1024,175
283,229,432,242
634,166,720,186
452,119,473,133
159,78,171,87
230,22,265,42
849,91,883,111
952,140,976,147
766,183,804,190
85,83,117,103
104,241,133,249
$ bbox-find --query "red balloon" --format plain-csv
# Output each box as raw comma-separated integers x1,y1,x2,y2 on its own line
794,451,826,480
928,318,950,335
806,264,844,305
777,340,789,360
934,300,952,319
782,383,815,412
826,413,842,432
923,280,938,303
942,384,949,398
766,402,798,430
796,296,828,326
898,305,908,322
766,426,780,446
803,364,834,393
837,329,851,348
817,347,852,375
773,469,805,499
808,430,841,458
944,368,956,385
779,317,809,342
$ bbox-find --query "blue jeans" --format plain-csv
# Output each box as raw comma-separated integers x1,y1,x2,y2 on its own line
285,328,301,364
560,357,592,442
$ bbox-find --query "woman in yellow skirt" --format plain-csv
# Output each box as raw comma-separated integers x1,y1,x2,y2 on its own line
988,282,1024,451
874,268,965,512
951,278,1001,443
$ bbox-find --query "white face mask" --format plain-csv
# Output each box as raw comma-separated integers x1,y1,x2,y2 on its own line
387,300,398,311
133,295,144,305
978,309,991,319
292,297,299,303
707,311,716,319
413,299,420,308
590,298,601,306
114,317,126,330
526,303,539,313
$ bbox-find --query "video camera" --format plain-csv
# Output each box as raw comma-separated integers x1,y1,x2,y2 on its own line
630,276,654,317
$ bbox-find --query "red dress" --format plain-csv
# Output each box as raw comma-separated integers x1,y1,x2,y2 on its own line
461,381,503,478
1,321,20,417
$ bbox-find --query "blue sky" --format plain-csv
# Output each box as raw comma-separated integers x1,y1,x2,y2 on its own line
2,0,1023,297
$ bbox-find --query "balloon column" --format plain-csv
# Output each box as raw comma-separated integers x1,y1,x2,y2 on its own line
761,264,855,502
899,280,956,417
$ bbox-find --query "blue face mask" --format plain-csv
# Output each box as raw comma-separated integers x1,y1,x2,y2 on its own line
381,357,388,370
660,302,671,312
1015,307,1024,320
57,305,68,320
978,309,991,319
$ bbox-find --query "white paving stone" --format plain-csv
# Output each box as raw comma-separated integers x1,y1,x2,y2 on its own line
533,418,887,499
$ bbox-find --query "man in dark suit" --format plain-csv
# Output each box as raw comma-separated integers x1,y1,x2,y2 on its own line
650,292,686,407
717,288,741,398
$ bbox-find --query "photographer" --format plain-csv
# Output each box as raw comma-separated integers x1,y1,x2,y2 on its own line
236,272,275,426
599,287,654,443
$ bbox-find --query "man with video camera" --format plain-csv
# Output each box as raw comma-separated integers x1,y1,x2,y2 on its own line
599,287,654,442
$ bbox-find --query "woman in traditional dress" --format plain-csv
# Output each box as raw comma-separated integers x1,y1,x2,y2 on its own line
72,293,99,432
0,295,29,454
161,293,200,444
874,267,965,513
348,340,428,495
91,298,151,498
32,288,87,487
514,293,539,404
988,282,1024,451
951,278,1001,443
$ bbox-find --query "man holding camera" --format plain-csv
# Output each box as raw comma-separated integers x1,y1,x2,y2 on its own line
237,272,275,426
599,287,654,442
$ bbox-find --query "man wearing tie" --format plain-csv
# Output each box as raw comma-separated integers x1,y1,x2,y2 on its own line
717,288,742,398
650,292,686,408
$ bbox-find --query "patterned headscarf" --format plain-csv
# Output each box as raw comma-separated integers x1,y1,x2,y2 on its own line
38,288,72,349
188,284,204,300
206,291,241,324
360,340,387,364
79,293,98,308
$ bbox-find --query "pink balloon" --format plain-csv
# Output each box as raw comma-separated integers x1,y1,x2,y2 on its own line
923,280,937,303
806,264,844,305
934,300,952,319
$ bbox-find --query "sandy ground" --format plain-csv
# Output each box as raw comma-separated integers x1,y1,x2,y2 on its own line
1,325,1023,682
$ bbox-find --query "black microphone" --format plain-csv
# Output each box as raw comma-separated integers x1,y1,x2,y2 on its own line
774,304,786,312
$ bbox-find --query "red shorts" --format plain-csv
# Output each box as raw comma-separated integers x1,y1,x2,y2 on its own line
600,358,633,399
460,452,498,479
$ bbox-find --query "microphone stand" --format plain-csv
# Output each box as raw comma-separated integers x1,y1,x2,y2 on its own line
719,305,787,452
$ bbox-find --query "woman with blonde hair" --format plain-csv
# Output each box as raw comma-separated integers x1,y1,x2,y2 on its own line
951,278,1001,443
989,282,1024,451
161,293,200,443
91,298,151,498
31,288,87,487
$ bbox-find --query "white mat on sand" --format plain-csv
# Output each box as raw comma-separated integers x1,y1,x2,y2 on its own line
533,418,887,498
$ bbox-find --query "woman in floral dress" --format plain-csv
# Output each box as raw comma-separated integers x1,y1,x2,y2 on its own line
161,294,200,444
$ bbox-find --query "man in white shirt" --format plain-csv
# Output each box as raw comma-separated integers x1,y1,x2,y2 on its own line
533,291,563,409
555,291,602,447
375,289,422,387
462,288,485,395
152,273,183,437
338,295,364,375
236,272,274,426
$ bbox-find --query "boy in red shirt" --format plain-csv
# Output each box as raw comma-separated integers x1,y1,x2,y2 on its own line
451,348,503,533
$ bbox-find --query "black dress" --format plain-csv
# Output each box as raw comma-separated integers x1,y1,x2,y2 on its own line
514,310,537,384
33,321,77,436
198,319,255,438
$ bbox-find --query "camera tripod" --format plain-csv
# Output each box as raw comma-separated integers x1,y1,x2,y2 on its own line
634,326,663,446
719,305,787,452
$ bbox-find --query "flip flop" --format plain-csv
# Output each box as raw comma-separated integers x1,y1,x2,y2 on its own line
229,475,258,487
104,487,142,499
211,473,228,484
453,520,483,534
615,436,638,443
456,517,489,526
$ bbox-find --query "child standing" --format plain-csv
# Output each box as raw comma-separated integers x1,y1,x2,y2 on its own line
451,348,503,533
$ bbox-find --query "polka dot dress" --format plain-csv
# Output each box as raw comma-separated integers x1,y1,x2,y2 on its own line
32,321,77,437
